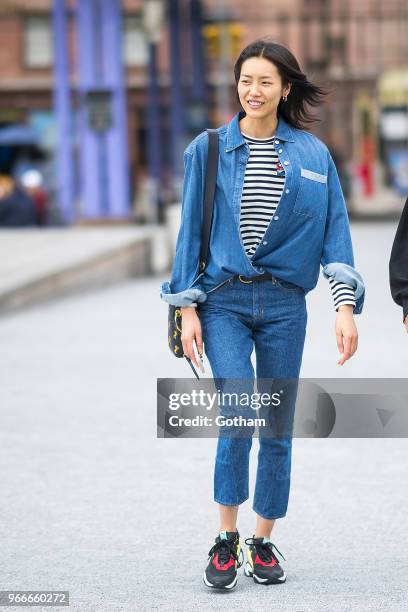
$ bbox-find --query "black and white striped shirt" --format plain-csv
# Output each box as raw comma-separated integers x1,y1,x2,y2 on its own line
239,132,356,311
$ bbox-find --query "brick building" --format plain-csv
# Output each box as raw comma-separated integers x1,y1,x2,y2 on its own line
0,0,407,187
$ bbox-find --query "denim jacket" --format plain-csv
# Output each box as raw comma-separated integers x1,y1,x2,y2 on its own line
160,110,365,315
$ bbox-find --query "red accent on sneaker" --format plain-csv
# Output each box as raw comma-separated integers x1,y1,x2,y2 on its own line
254,554,277,567
213,553,235,571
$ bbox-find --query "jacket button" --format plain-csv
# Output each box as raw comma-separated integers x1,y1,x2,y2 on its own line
275,140,280,144
279,148,283,153
285,189,290,194
274,216,279,221
284,160,289,165
262,240,268,245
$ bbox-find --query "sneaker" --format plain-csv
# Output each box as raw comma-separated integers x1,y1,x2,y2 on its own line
203,530,243,589
244,535,286,584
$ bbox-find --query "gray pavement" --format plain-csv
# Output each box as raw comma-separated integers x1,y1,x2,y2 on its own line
0,226,159,314
1,221,408,611
0,227,157,293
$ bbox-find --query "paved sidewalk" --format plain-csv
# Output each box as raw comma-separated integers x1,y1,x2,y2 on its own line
0,226,164,314
0,220,407,611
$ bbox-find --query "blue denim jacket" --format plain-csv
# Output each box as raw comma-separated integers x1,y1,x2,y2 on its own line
160,110,365,315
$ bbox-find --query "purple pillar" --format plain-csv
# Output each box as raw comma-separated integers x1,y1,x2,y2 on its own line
52,0,75,223
76,0,130,219
76,0,103,218
100,0,130,218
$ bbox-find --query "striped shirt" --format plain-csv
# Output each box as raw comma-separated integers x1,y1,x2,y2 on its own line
239,132,356,311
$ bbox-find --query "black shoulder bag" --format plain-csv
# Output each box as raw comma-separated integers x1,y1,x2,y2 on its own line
167,128,219,378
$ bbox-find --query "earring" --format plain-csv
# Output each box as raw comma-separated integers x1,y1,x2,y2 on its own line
282,95,288,102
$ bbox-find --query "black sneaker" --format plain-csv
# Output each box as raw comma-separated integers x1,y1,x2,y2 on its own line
244,536,286,584
203,530,243,589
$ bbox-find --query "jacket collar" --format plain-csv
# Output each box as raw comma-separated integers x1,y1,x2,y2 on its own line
225,110,295,152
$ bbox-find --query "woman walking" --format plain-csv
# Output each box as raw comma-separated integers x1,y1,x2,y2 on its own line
160,39,365,589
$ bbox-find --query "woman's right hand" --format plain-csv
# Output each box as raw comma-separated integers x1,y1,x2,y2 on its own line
181,307,203,369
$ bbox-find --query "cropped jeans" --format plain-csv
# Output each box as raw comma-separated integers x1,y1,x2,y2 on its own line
198,274,307,520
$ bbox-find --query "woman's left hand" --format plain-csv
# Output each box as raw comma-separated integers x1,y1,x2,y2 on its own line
335,305,358,365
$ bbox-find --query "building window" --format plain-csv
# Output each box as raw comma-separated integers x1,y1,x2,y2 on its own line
123,15,148,66
24,15,53,67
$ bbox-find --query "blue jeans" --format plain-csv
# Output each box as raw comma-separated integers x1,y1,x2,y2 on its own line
198,274,307,520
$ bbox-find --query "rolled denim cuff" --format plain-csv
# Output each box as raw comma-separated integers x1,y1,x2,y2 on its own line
160,281,207,307
322,262,365,315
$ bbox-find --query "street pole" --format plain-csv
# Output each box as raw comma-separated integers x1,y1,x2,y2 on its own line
168,0,186,199
213,0,233,125
143,0,165,223
190,0,209,107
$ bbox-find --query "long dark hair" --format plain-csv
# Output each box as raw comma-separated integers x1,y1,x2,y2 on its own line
234,38,331,129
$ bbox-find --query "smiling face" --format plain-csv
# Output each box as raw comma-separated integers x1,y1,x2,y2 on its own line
237,56,291,119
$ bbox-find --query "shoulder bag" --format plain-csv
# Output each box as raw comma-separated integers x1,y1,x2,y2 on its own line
167,128,219,378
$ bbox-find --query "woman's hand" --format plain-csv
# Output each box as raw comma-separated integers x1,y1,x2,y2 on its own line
404,314,408,333
335,304,358,365
181,306,203,370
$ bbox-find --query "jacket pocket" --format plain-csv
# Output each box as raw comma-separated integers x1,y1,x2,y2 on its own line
293,168,328,219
